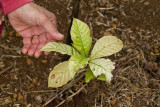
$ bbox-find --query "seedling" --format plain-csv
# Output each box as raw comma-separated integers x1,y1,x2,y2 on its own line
41,18,123,88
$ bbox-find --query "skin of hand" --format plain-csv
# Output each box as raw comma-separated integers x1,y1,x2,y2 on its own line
8,2,64,58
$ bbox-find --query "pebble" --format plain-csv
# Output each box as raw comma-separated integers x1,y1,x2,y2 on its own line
26,58,32,65
126,96,131,101
144,1,149,6
42,60,47,64
35,95,42,104
16,33,20,37
95,7,99,11
0,61,5,68
104,31,111,36
110,29,116,34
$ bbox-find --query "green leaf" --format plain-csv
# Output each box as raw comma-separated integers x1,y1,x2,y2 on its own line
69,54,89,73
71,18,92,57
97,74,106,81
48,61,75,88
85,67,95,83
89,58,115,82
41,42,78,56
90,36,123,59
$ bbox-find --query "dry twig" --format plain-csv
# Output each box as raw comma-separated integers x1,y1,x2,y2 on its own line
0,64,13,75
55,84,87,107
42,72,86,107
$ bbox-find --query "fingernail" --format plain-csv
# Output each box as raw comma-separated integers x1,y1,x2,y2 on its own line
58,33,64,37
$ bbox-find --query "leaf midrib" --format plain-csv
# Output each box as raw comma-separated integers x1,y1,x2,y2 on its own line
75,20,87,57
91,44,114,59
73,58,87,72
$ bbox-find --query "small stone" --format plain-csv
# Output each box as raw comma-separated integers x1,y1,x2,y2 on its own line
95,7,99,11
126,96,131,101
42,60,47,64
144,1,149,6
110,99,116,105
104,31,111,36
13,94,18,99
150,52,154,56
16,33,20,37
14,75,18,80
26,58,32,65
106,4,110,8
32,78,37,84
35,95,42,104
20,89,24,92
139,55,144,60
154,48,159,54
121,36,124,40
136,27,139,30
37,82,41,86
110,29,116,34
0,61,5,68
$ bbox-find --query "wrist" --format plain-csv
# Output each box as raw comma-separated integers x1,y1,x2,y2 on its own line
1,0,33,16
8,2,33,17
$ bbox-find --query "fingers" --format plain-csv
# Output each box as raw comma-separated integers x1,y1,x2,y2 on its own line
22,28,56,58
27,33,47,57
28,44,38,56
44,36,55,55
26,33,55,58
22,37,32,54
34,41,46,58
40,16,64,40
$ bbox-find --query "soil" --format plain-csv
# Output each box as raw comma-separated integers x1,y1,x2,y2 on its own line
0,0,160,107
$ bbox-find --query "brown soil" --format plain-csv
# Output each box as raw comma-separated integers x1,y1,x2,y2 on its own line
0,0,160,107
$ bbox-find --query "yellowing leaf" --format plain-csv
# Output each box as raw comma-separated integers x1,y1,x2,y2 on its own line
89,58,115,82
90,36,123,59
48,61,75,88
41,42,78,56
71,18,92,57
85,67,95,83
69,54,89,73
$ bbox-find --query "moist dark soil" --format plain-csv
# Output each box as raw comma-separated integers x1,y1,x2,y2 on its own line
0,0,160,107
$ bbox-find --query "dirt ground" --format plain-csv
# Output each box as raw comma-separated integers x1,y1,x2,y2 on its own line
0,0,160,107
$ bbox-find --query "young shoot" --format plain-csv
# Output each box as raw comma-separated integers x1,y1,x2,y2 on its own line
41,18,123,88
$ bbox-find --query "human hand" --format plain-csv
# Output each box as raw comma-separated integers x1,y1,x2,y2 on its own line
8,2,64,58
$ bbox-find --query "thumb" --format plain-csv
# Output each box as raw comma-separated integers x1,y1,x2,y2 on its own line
41,16,64,40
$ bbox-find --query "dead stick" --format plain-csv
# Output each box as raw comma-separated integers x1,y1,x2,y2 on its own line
55,84,87,107
26,90,56,93
42,72,85,107
0,64,13,75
